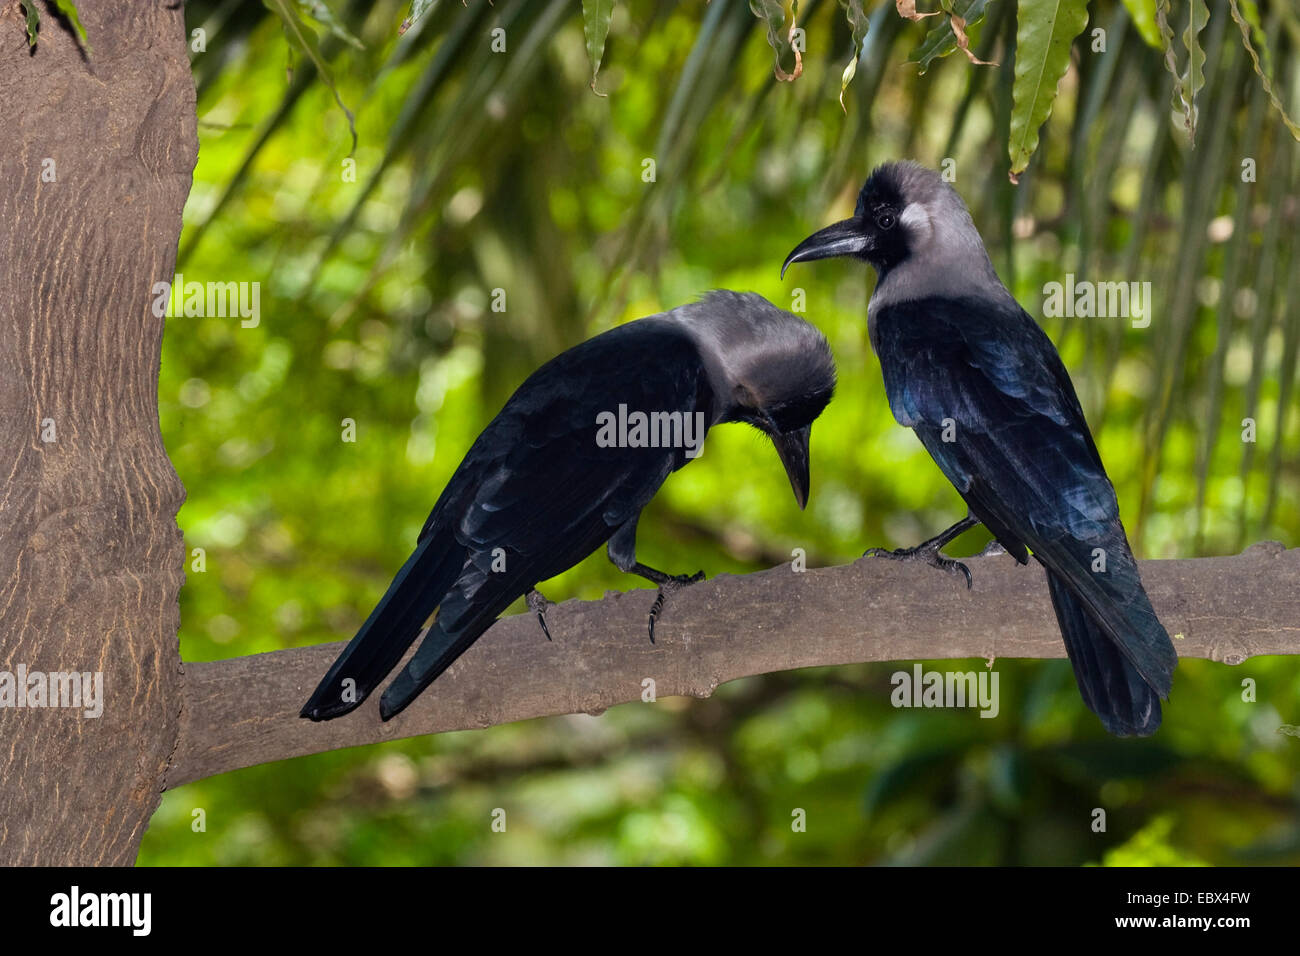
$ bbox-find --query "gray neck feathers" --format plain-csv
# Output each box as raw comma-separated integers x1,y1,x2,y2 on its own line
662,291,830,422
870,181,1016,314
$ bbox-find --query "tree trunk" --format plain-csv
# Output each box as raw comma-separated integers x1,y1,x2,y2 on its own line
0,1,195,865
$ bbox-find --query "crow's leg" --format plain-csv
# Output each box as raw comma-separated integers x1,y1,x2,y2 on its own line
629,563,706,643
606,515,704,641
526,589,553,641
864,514,981,590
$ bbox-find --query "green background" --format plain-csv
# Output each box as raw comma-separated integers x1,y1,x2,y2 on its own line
139,0,1300,865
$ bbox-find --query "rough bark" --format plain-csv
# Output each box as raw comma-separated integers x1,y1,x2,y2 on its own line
166,542,1299,789
0,2,195,865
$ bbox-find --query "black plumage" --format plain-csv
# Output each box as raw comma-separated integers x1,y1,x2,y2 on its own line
783,161,1177,736
302,291,836,722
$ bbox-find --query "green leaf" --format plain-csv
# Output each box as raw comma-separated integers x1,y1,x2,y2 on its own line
263,0,359,153
749,0,802,81
1154,1,1187,133
1120,0,1162,48
297,0,365,50
907,0,991,75
1228,0,1300,140
1008,0,1090,180
1177,0,1209,144
399,0,437,36
582,0,615,95
22,0,90,52
838,0,871,110
21,0,38,48
51,0,88,51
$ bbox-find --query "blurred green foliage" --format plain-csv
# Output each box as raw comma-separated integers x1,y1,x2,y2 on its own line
139,0,1300,865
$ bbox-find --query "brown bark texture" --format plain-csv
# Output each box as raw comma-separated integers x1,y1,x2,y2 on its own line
0,1,196,865
167,543,1299,789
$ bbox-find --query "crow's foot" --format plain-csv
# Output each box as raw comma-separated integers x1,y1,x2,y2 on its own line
526,589,553,641
863,542,973,590
647,571,705,643
862,514,980,590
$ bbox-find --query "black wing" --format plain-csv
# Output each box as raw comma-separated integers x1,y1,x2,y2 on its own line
872,295,1176,732
379,319,714,717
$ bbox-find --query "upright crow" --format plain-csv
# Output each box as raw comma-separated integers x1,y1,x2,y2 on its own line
783,161,1177,736
302,291,836,722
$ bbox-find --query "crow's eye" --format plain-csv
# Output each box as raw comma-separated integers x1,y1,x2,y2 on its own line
876,211,896,230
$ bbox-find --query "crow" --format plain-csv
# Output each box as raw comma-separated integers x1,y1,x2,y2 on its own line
783,161,1177,736
302,290,836,722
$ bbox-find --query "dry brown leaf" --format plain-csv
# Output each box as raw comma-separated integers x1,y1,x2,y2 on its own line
951,14,996,66
779,10,804,82
895,1,939,21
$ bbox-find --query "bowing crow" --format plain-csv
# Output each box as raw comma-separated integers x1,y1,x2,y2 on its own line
302,290,836,721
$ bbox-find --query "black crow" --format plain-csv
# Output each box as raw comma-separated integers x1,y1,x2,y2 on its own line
782,161,1177,736
302,290,836,722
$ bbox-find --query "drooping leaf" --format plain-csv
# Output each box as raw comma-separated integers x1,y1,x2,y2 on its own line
263,0,359,153
838,0,871,110
1176,0,1210,143
907,0,992,74
297,0,365,50
949,10,994,65
399,0,437,36
51,0,88,50
1232,0,1273,76
749,0,802,82
1008,0,1090,181
1120,0,1162,48
1154,0,1188,134
21,0,90,52
20,0,38,48
1228,0,1300,140
894,0,939,22
582,0,615,95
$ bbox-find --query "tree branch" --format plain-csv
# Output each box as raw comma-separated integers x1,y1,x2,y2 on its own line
166,542,1300,788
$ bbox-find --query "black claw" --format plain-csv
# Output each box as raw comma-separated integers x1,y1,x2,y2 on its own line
527,590,553,640
648,592,666,643
863,544,973,589
645,571,703,643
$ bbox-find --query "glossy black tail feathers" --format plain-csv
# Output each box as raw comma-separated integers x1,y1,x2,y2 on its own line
377,622,482,721
1046,572,1167,736
300,538,464,721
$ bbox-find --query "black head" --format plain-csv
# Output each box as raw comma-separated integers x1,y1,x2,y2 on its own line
673,291,836,509
782,161,975,282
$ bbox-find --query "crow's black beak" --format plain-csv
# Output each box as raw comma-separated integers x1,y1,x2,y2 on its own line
771,424,812,510
781,218,869,278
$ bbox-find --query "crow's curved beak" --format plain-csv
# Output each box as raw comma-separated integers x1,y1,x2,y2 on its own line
781,218,869,278
771,424,812,510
